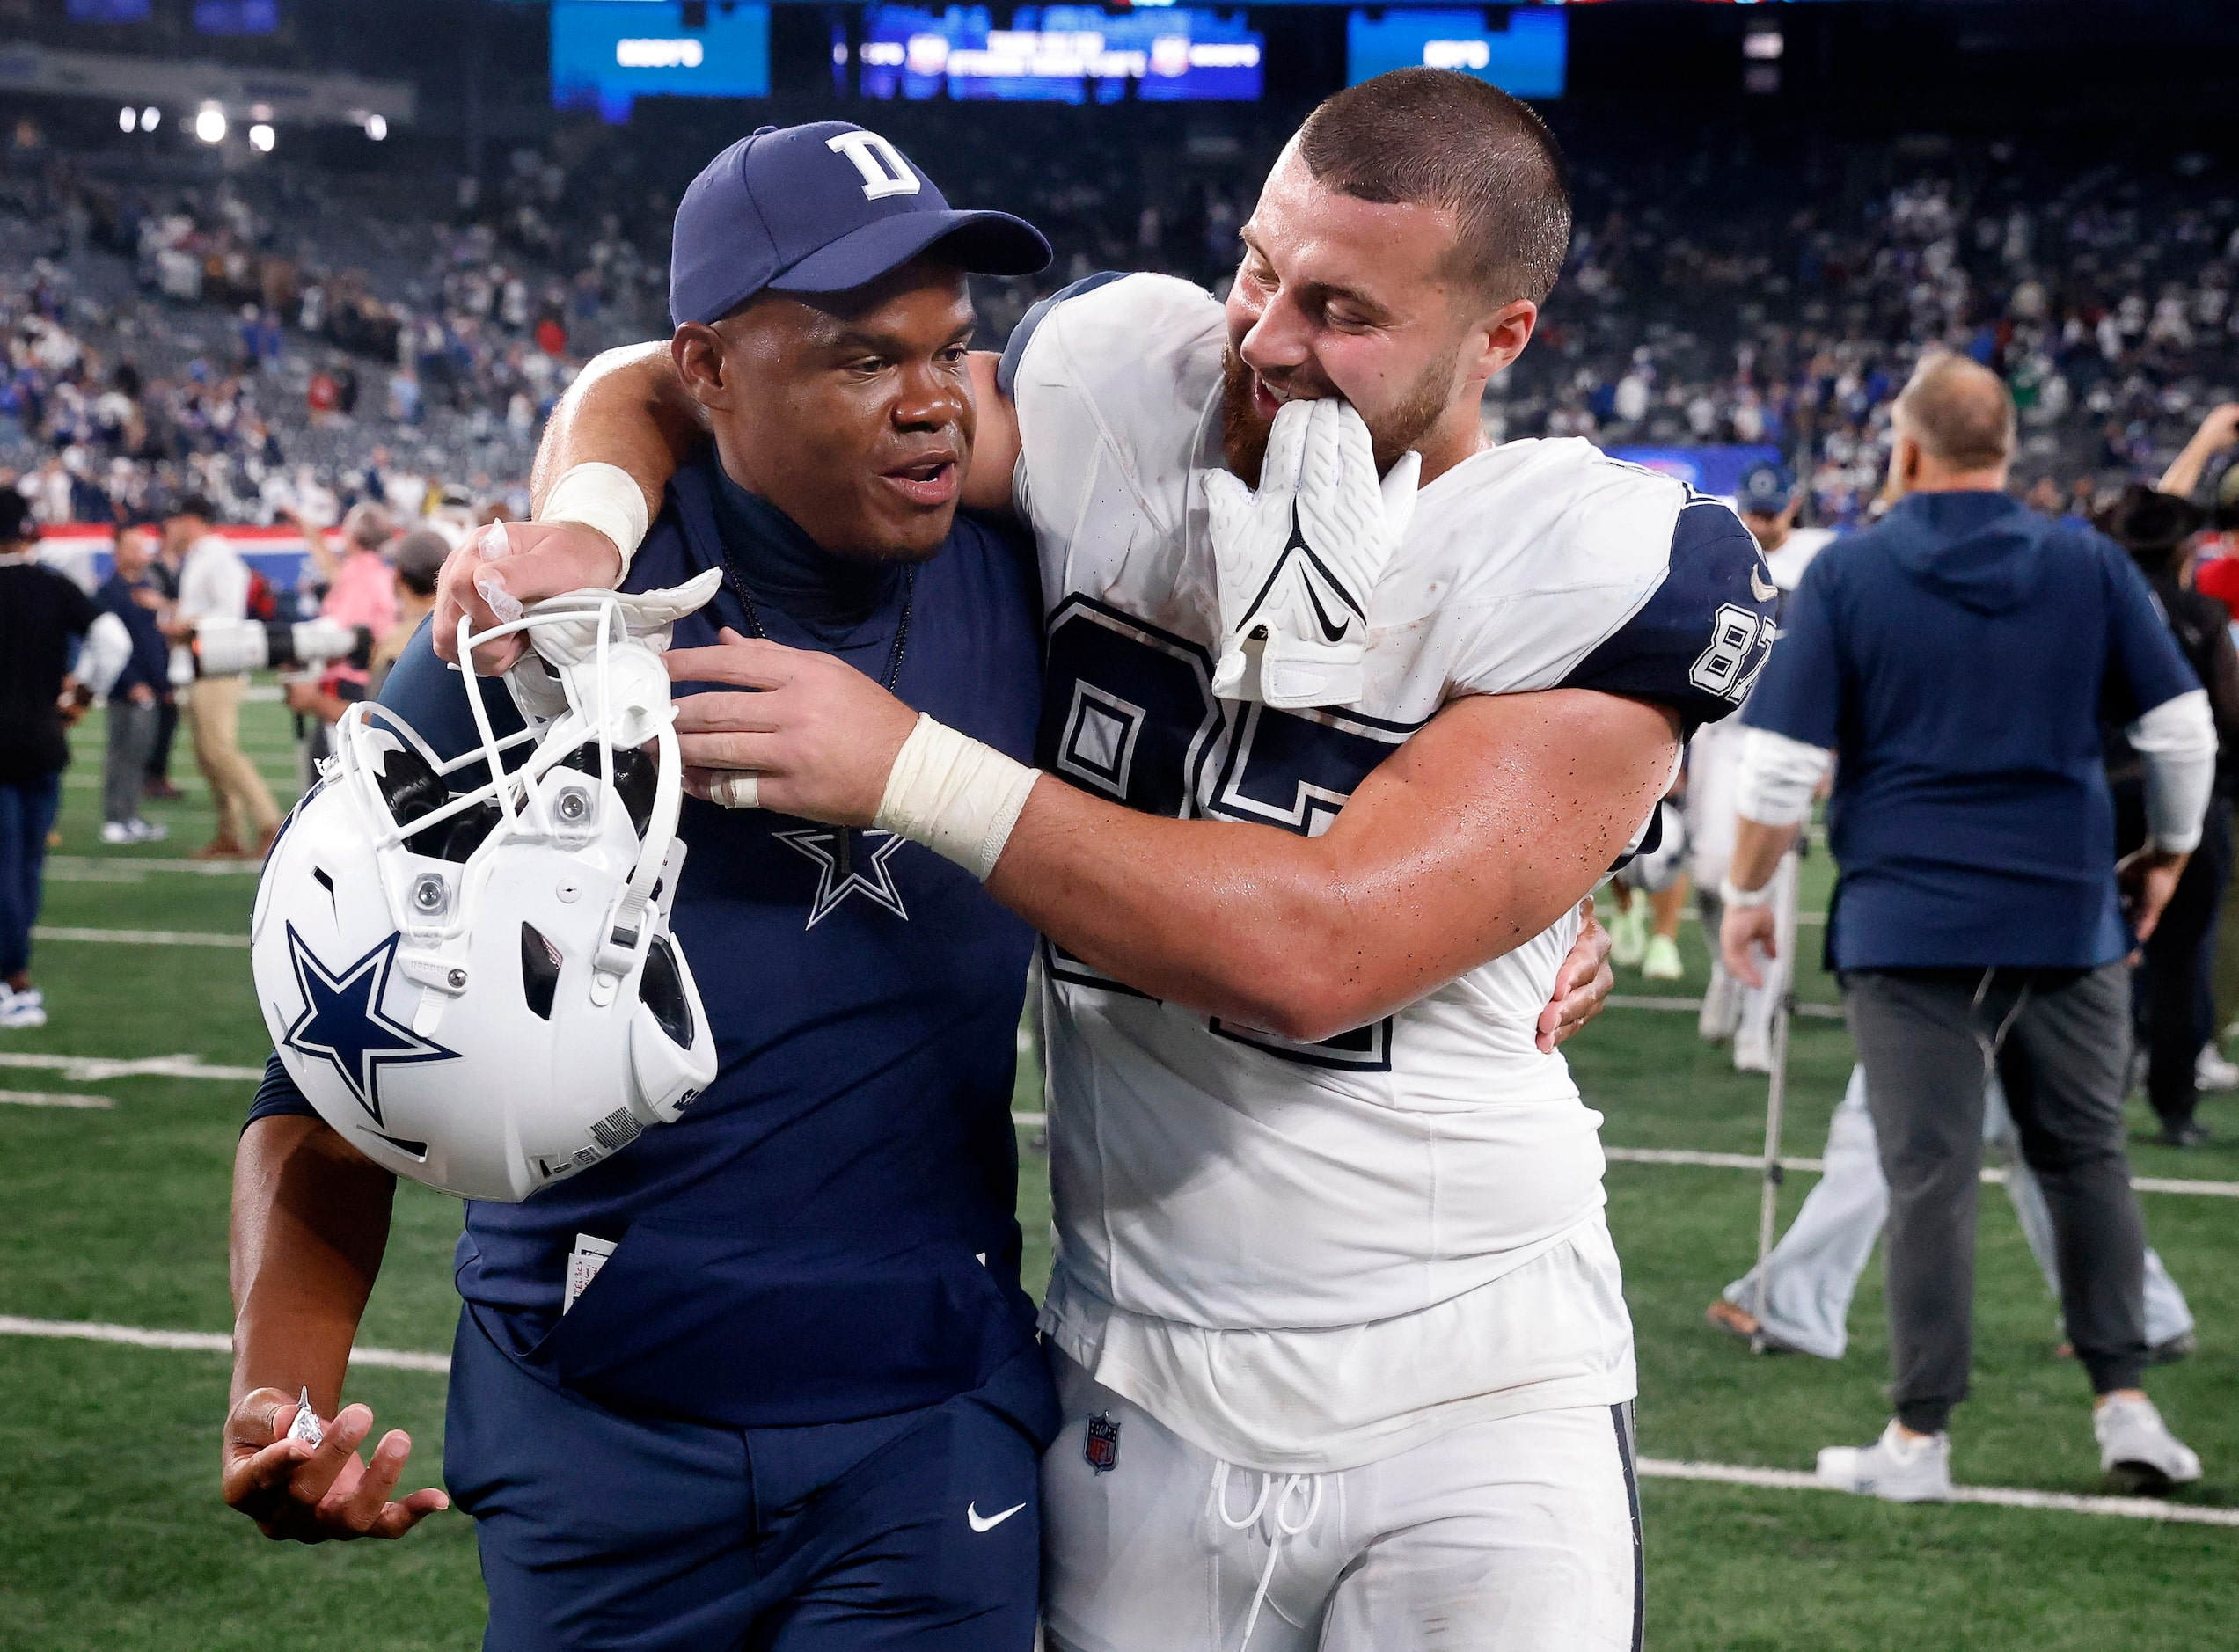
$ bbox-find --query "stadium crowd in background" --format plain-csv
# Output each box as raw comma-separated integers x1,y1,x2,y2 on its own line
8,114,2239,539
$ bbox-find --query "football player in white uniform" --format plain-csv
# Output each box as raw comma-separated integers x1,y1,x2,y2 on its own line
1686,459,1834,1073
444,73,1774,1652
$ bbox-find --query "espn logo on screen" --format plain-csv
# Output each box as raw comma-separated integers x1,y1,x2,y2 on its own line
616,38,704,69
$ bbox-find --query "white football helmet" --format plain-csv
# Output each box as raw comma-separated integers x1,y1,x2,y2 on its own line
1624,798,1690,894
250,574,722,1202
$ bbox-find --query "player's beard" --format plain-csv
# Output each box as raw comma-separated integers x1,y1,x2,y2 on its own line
1218,346,1455,486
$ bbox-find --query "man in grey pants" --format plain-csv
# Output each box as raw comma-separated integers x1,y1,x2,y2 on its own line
1719,353,2212,1501
92,524,172,845
1711,1064,2194,1363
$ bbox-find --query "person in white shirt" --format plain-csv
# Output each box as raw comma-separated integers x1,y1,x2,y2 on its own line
159,496,280,859
435,76,1782,1652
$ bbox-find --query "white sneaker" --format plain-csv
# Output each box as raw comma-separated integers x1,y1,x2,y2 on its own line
1817,1421,1953,1502
2095,1395,2202,1489
1698,962,1742,1042
2196,1043,2239,1093
1643,934,1684,981
1610,902,1648,970
1733,1024,1774,1075
100,821,135,845
129,818,168,844
0,986,48,1030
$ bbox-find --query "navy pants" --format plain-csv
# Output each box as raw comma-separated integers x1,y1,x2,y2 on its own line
445,1310,1046,1652
0,773,61,978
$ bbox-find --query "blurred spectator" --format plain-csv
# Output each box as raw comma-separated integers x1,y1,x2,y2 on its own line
2096,482,2239,1144
93,523,172,845
159,495,281,860
0,490,99,1029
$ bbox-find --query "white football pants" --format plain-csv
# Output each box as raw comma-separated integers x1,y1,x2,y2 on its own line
1685,719,1788,1054
1724,1064,2195,1357
1041,1352,1643,1652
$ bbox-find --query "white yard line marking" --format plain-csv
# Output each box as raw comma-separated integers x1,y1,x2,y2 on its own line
1014,1112,1047,1129
1,1315,2222,1522
0,1052,266,1082
1638,1457,2239,1528
32,925,247,948
46,855,260,878
1603,1145,2239,1198
1609,994,1845,1020
0,1316,448,1372
0,1090,114,1109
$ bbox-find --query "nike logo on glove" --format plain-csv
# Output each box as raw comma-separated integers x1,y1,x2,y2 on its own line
967,1501,1027,1533
1303,575,1352,645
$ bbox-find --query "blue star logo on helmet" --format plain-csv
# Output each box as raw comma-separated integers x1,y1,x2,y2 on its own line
281,925,459,1129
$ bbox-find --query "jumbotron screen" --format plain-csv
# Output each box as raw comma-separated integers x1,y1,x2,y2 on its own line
550,0,772,121
1346,8,1566,97
853,5,1264,104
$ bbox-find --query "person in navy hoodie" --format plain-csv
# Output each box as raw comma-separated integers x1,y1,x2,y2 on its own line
220,125,1064,1650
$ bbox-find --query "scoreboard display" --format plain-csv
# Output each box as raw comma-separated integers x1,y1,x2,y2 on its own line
1345,7,1566,97
852,4,1263,103
550,0,772,119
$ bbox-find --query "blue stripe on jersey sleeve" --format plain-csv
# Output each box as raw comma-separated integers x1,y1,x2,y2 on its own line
995,270,1130,399
245,1050,319,1130
1561,499,1779,736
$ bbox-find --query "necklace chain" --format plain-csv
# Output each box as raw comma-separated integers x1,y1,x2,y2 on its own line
713,549,917,694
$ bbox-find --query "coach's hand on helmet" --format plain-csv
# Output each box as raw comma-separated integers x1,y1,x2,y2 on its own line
223,1387,450,1543
434,519,625,675
668,629,918,824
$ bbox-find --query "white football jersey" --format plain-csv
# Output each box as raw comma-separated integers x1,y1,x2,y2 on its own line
1004,274,1775,1471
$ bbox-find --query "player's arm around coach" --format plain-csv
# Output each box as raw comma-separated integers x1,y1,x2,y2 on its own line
437,272,1655,1042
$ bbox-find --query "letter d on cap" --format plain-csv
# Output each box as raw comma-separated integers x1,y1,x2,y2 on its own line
826,131,921,201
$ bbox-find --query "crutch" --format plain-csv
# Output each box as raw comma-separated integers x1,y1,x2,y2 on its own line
1748,848,1803,1356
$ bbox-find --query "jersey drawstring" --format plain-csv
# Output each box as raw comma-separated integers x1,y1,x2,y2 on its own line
1212,1462,1324,1652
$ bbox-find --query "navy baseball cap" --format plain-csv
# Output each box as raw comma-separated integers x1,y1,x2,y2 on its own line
1734,461,1800,515
669,121,1051,328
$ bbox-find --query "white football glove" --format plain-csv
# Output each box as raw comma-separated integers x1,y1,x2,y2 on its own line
1201,397,1420,710
503,569,722,748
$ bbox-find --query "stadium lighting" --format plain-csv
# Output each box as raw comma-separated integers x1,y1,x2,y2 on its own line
119,106,136,133
141,106,160,131
249,122,275,153
194,106,227,144
365,113,387,142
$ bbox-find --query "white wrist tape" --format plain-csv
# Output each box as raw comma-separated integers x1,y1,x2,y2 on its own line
874,714,1040,882
538,462,651,580
1720,876,1775,910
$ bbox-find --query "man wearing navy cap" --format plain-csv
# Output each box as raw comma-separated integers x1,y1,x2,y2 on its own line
222,122,1067,1649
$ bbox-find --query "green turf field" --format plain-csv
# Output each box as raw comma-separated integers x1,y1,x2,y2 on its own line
3,696,2234,1649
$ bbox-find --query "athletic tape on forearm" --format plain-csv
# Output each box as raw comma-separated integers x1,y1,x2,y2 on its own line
538,462,651,581
1734,726,1832,828
2130,688,2217,853
874,714,1041,881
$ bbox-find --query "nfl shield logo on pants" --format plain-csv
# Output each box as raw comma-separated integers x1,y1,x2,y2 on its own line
1085,1411,1121,1474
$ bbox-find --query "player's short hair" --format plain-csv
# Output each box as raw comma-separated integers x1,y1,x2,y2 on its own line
1893,351,2016,471
1296,68,1572,308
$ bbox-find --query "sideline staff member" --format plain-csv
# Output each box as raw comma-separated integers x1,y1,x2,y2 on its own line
1721,353,2213,1501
